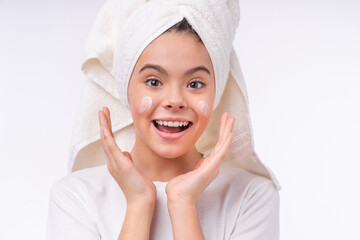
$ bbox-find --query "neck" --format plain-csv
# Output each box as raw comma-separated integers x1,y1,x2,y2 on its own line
130,136,202,182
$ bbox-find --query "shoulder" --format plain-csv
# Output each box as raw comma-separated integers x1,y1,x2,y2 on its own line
211,164,279,208
217,164,278,192
53,165,111,188
49,165,116,203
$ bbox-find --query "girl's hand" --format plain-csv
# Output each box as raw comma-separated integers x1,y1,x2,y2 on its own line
99,106,157,207
165,112,235,207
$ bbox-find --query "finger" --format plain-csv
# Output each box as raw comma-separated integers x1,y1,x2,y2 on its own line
100,125,131,171
123,151,133,162
100,108,112,137
102,106,112,132
223,117,235,139
99,112,121,173
99,110,111,140
98,110,108,129
212,116,234,156
99,111,123,172
216,133,233,161
101,126,121,160
210,113,228,157
99,109,113,138
217,112,228,144
194,158,205,170
209,133,234,170
99,126,117,171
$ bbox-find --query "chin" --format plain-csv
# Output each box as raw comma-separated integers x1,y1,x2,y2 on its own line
152,143,190,159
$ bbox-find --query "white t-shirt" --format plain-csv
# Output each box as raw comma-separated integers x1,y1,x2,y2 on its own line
46,164,279,239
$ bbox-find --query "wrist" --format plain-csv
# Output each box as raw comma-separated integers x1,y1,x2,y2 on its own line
126,191,157,208
167,194,197,208
167,201,204,240
119,199,155,240
167,200,197,214
127,199,156,213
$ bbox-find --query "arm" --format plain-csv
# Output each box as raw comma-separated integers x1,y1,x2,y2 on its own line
118,202,155,240
99,107,157,239
167,202,204,240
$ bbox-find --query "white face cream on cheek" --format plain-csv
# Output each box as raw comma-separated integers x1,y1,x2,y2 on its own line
198,101,210,117
138,96,152,114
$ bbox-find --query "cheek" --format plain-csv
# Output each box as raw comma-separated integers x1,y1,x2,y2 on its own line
198,101,211,117
138,96,152,114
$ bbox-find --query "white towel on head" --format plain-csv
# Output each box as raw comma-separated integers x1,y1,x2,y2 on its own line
69,0,281,190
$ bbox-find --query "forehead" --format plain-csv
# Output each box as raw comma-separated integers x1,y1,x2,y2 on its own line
134,32,214,74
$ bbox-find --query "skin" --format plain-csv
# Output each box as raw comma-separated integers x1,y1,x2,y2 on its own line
198,100,210,116
138,96,152,114
98,32,235,240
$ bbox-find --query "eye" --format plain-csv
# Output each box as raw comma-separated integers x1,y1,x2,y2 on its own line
145,78,162,88
187,80,205,89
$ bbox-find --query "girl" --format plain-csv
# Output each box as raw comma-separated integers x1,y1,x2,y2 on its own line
46,1,280,239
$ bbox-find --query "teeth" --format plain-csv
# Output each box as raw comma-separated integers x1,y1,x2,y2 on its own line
155,120,189,127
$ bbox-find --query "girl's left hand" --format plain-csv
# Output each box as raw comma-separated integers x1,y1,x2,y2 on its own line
165,112,235,207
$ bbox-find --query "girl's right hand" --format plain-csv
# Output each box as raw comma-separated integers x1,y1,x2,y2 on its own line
99,106,157,208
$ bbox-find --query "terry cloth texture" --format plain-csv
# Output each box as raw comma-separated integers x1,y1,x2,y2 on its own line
69,0,280,190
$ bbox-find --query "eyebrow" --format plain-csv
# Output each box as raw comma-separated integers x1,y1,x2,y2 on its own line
138,64,211,77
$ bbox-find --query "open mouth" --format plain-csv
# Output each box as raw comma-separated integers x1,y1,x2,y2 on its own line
153,120,193,133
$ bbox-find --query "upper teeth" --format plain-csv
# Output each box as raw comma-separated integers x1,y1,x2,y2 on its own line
155,120,189,127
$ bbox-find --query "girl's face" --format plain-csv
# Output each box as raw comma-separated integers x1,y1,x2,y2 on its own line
128,32,215,159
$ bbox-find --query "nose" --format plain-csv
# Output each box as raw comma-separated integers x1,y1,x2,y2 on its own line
163,86,187,111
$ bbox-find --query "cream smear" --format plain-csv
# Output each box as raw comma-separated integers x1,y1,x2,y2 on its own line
138,96,152,114
198,101,210,116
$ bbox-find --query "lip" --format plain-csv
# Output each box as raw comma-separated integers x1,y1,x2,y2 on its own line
152,121,192,140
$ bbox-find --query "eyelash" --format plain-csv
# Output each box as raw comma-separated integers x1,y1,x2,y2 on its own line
145,78,162,88
187,80,206,89
144,78,206,89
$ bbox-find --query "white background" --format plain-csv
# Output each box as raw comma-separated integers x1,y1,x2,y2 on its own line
0,0,359,239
